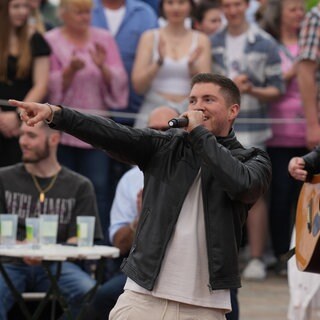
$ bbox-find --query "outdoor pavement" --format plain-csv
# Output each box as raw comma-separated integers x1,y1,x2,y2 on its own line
239,273,289,320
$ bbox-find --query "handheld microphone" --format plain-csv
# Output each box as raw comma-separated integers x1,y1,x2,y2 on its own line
168,117,189,128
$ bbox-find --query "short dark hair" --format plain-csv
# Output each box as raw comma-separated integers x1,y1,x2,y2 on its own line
159,0,196,18
193,0,221,23
191,73,241,106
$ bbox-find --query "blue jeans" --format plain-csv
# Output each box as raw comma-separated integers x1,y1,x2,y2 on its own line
226,288,238,320
0,261,96,320
89,272,126,320
58,145,110,241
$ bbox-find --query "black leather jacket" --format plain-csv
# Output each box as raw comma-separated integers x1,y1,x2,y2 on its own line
303,146,320,176
51,108,272,290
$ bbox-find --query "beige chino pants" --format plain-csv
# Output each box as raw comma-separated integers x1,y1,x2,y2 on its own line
109,290,226,320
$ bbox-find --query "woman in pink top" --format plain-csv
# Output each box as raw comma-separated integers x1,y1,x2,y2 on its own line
45,0,128,232
261,0,306,273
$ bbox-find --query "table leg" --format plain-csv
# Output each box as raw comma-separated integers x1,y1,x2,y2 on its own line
31,261,67,320
41,261,73,320
0,262,32,320
76,257,107,320
30,288,56,320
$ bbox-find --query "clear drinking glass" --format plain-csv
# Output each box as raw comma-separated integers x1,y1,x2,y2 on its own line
76,216,95,247
39,214,59,245
25,217,40,244
0,214,18,246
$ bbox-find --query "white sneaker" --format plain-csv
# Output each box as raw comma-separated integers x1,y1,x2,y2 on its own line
242,258,266,280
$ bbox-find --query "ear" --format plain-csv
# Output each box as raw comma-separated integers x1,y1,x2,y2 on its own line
49,131,61,146
228,104,240,122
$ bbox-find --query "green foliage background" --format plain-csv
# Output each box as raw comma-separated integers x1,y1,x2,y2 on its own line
307,0,318,10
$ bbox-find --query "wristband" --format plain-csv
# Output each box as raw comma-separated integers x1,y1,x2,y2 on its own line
44,103,54,124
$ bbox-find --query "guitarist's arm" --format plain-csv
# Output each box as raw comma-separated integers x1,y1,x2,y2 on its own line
288,147,320,181
288,157,308,181
302,146,320,176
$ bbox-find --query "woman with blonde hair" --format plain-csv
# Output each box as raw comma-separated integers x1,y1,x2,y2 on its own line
132,0,211,128
0,0,50,167
44,0,128,232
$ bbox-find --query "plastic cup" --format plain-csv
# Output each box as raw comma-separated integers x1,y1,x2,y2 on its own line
0,214,18,246
76,216,95,247
25,217,40,244
39,214,59,245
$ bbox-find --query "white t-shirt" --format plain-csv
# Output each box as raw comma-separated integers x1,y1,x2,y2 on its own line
226,32,247,80
246,0,260,23
125,171,231,311
103,6,126,36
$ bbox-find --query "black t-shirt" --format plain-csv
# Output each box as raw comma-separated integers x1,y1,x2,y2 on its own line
0,164,103,243
0,32,51,111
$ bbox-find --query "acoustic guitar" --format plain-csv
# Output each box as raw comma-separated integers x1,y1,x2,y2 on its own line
296,175,320,273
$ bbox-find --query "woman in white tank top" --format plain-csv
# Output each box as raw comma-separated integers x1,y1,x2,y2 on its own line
132,0,211,128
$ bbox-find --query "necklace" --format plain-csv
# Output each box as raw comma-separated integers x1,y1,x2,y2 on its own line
165,32,190,60
31,173,59,203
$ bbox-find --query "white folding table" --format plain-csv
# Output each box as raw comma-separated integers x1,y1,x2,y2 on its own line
0,244,120,320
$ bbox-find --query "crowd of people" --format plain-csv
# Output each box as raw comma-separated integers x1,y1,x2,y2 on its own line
0,0,319,319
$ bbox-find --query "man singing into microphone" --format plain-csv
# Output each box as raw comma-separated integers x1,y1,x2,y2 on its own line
10,73,271,320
